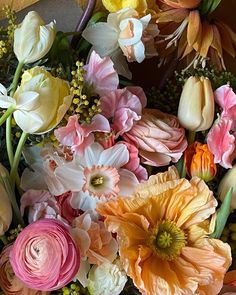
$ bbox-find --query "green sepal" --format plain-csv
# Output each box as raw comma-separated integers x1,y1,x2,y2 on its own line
199,0,222,16
210,187,233,239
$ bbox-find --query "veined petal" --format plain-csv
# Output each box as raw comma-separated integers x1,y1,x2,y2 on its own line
199,21,214,58
119,169,139,196
0,95,16,108
187,10,201,47
16,91,40,111
216,21,236,58
13,110,44,133
98,143,129,168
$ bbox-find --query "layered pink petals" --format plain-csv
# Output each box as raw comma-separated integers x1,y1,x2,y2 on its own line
124,109,187,166
207,118,236,169
0,245,48,295
84,50,119,96
100,86,147,136
20,190,60,223
54,114,110,154
10,219,80,291
215,85,236,122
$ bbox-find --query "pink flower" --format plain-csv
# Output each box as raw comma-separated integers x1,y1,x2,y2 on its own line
124,109,187,166
119,141,148,181
56,191,83,224
207,117,236,169
84,51,119,97
100,86,147,136
10,219,80,291
20,189,60,223
0,245,49,295
95,131,116,149
215,85,236,122
54,114,110,154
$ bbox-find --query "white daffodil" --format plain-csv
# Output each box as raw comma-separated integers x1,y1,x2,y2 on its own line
14,11,56,64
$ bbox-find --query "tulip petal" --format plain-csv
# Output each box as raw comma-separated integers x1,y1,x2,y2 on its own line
0,95,16,108
16,91,40,111
14,109,44,133
0,83,7,96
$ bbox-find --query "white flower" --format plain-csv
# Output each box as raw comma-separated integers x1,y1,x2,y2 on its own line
82,8,158,79
44,142,139,210
14,11,56,64
88,261,127,295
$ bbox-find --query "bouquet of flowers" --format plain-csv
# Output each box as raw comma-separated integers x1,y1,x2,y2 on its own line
0,0,236,294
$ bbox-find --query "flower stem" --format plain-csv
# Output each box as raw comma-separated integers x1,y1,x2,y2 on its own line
10,61,24,97
0,105,15,126
188,131,196,145
10,131,28,187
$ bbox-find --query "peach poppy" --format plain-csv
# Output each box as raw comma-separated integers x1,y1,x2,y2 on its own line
97,166,232,295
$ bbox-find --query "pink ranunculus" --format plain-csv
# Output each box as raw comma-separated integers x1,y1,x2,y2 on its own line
215,85,236,122
207,117,236,169
20,189,60,223
10,219,80,291
84,50,119,97
124,109,187,166
54,114,110,155
0,245,49,295
55,191,84,224
119,141,148,181
100,86,147,137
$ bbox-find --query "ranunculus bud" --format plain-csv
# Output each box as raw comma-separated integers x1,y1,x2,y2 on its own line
10,219,80,291
184,141,217,182
218,165,236,209
178,76,215,131
0,164,12,236
14,11,56,64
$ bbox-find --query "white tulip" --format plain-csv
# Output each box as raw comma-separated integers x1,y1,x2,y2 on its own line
14,11,56,64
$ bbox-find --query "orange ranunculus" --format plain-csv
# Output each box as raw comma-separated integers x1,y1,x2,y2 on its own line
156,1,236,69
97,166,231,295
184,141,217,182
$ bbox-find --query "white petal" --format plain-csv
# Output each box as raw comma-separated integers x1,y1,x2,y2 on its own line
119,169,139,196
133,41,145,63
0,84,8,96
16,91,40,111
13,110,44,133
20,163,47,191
70,191,98,211
76,260,91,287
99,144,129,168
0,95,16,108
110,49,132,79
82,143,104,167
119,18,143,46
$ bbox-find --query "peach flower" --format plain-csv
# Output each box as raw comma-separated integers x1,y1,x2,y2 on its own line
0,245,49,295
97,167,231,295
124,109,187,166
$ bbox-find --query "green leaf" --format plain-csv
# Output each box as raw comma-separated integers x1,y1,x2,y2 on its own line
199,0,222,16
210,187,233,239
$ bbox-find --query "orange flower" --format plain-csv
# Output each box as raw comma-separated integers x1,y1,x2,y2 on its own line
224,270,236,287
97,167,231,295
184,141,217,182
156,1,236,69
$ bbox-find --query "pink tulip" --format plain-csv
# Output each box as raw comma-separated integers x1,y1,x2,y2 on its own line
0,245,49,295
10,219,80,291
124,109,187,166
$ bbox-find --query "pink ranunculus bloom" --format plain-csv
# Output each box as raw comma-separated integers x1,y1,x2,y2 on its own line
55,191,84,224
10,219,80,291
20,189,60,223
207,117,236,169
83,50,119,97
100,86,147,137
215,85,236,122
119,141,148,182
0,245,49,295
124,109,188,166
54,114,110,155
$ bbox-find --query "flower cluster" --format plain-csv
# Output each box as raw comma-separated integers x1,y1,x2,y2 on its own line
0,1,236,295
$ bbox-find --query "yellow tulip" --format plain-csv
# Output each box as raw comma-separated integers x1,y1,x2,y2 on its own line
177,76,215,131
218,165,236,209
14,11,56,64
102,0,147,14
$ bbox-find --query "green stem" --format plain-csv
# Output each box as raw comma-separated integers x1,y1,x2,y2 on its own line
188,131,196,145
9,61,24,97
0,105,15,126
10,131,28,187
6,115,13,167
0,235,8,245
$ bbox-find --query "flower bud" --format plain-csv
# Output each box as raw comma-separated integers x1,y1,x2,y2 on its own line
218,165,236,209
0,164,12,236
184,141,217,182
178,76,215,131
14,11,56,64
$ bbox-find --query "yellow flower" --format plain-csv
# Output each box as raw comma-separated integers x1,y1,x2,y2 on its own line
102,0,147,14
97,167,231,295
177,76,214,131
0,67,72,134
14,11,56,64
